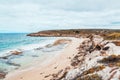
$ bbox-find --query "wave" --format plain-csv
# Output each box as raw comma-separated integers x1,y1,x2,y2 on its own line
0,38,56,57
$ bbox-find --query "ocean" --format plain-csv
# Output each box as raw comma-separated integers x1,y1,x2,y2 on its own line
0,33,54,52
0,33,66,74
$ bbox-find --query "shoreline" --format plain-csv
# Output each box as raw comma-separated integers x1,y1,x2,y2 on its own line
0,37,71,80
4,38,85,80
3,34,120,80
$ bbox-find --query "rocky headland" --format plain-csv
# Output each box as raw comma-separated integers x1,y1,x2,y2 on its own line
27,29,120,39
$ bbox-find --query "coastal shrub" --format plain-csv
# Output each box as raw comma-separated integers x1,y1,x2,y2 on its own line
75,74,102,80
74,65,105,80
75,31,80,34
80,65,105,76
98,55,120,67
112,41,120,46
105,32,120,40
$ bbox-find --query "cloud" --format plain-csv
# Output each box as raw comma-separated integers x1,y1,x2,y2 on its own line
0,0,120,32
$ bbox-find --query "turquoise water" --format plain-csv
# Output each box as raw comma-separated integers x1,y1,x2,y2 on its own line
0,33,52,52
0,33,66,75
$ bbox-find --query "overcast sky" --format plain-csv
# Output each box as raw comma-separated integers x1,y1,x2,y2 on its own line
0,0,120,33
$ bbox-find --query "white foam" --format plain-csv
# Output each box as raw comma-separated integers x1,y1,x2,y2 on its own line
0,38,57,57
0,37,71,57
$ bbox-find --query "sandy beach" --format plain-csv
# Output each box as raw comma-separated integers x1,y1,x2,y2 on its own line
4,38,85,80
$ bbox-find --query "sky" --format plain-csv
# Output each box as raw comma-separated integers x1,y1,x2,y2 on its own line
0,0,120,33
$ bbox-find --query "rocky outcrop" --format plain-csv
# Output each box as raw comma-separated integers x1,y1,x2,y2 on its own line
10,50,22,55
0,50,22,59
0,71,7,79
49,35,120,80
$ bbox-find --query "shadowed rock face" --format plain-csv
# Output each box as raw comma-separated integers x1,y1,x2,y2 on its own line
27,29,120,37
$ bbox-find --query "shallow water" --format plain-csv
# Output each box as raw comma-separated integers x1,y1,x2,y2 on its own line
0,33,67,75
0,33,56,53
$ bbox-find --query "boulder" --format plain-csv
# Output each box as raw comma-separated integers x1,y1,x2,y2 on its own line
10,50,22,55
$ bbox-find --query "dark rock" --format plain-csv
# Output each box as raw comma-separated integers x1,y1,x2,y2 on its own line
54,66,57,69
102,46,110,51
44,74,51,78
52,74,58,78
71,61,79,67
35,47,43,50
89,45,94,51
0,54,13,60
45,44,52,48
95,45,101,50
0,72,6,79
0,56,8,59
7,62,20,67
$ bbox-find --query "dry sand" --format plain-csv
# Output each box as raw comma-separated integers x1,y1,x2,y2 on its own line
4,38,85,80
